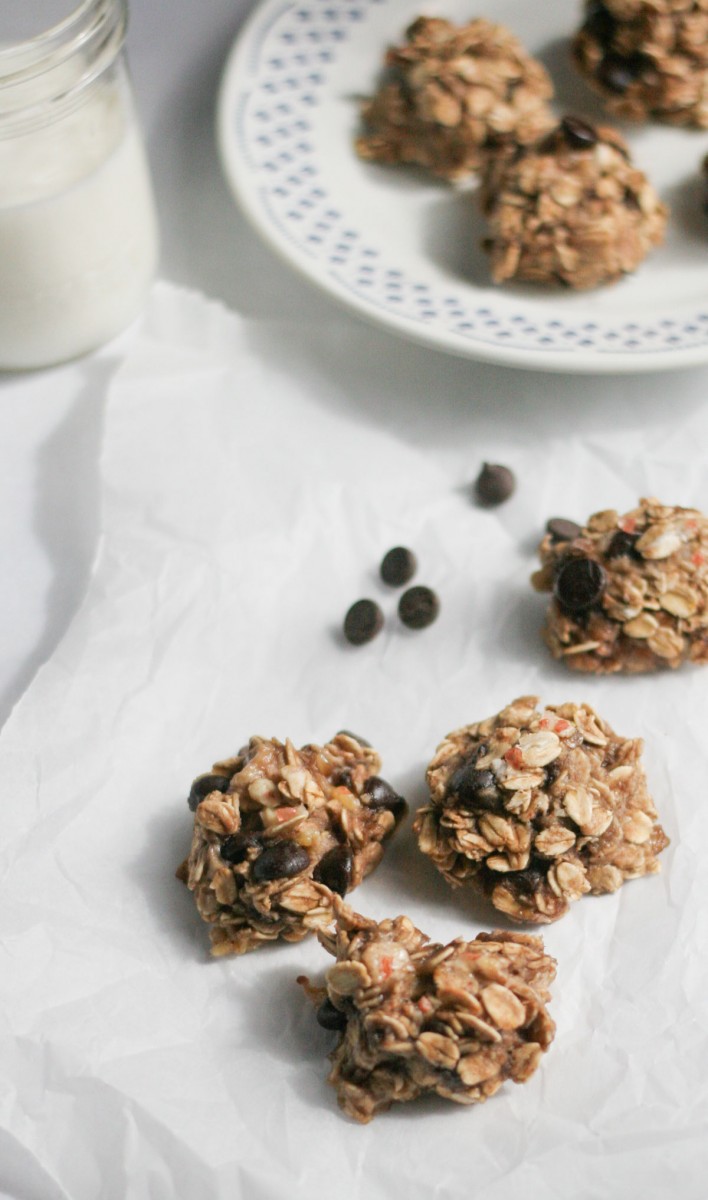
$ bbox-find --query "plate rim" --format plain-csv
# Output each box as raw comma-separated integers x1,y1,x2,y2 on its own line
216,0,708,375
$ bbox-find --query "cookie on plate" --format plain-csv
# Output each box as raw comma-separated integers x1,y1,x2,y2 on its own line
356,16,554,181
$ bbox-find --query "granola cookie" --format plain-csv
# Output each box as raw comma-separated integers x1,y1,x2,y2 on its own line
480,116,667,288
533,499,708,673
414,696,669,925
179,733,406,956
299,901,556,1122
356,16,554,182
572,0,708,127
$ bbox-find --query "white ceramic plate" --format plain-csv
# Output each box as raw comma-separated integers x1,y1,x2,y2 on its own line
217,0,708,372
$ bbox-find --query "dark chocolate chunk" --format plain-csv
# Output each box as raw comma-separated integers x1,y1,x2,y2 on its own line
554,557,606,613
546,517,583,543
449,762,500,811
597,52,646,94
474,462,516,506
316,997,348,1032
313,845,353,896
343,598,384,645
251,839,310,882
220,831,262,864
331,767,354,789
606,530,641,560
362,776,407,821
398,585,439,630
380,546,417,587
583,0,616,45
188,772,232,812
560,116,598,150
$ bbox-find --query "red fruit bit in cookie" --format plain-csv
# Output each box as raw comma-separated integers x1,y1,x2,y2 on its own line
504,746,525,770
418,996,433,1014
619,517,637,533
686,519,699,532
554,719,570,734
274,806,300,823
539,718,550,729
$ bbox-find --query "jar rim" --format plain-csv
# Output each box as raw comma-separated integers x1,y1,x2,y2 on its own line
0,0,128,132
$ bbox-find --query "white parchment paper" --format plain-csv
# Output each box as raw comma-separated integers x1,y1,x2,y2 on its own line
2,283,708,1200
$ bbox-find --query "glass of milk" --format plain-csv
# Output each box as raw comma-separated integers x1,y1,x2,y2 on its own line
0,0,159,369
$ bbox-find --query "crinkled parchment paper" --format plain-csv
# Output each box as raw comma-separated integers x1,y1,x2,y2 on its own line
2,283,708,1199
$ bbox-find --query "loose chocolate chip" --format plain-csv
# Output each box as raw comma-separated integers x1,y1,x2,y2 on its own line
314,845,353,896
220,831,262,864
554,557,606,613
606,530,641,560
363,776,406,818
597,52,645,94
560,116,598,150
546,517,583,543
449,762,500,811
380,546,418,587
316,997,348,1032
398,586,439,630
336,730,372,747
188,772,231,812
251,839,309,882
343,599,384,646
474,462,516,507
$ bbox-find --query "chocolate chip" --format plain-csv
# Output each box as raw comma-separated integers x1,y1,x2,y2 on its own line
343,598,384,645
398,585,439,630
449,762,500,811
560,116,598,150
544,759,562,788
363,776,407,820
583,0,616,45
251,839,310,882
474,462,516,506
188,772,232,812
554,557,606,613
606,530,641,560
546,517,582,543
316,997,348,1032
597,52,645,94
314,845,353,896
220,831,262,864
331,767,354,789
380,546,417,587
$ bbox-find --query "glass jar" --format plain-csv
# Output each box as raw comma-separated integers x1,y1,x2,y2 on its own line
0,0,159,369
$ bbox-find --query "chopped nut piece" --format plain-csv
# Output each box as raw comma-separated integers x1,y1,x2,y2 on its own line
533,498,708,673
414,696,669,924
180,733,406,955
572,0,708,128
480,120,667,289
356,17,554,181
299,902,556,1121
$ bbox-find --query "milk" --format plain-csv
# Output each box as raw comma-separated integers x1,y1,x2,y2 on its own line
0,79,159,369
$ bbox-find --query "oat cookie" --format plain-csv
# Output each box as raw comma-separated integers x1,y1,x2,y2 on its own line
414,696,669,925
299,901,556,1122
480,116,667,289
572,0,708,127
533,498,708,673
356,16,554,182
179,733,406,956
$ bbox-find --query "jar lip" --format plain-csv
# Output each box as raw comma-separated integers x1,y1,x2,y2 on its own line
0,0,128,131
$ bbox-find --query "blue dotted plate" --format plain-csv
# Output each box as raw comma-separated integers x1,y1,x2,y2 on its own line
218,0,708,372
